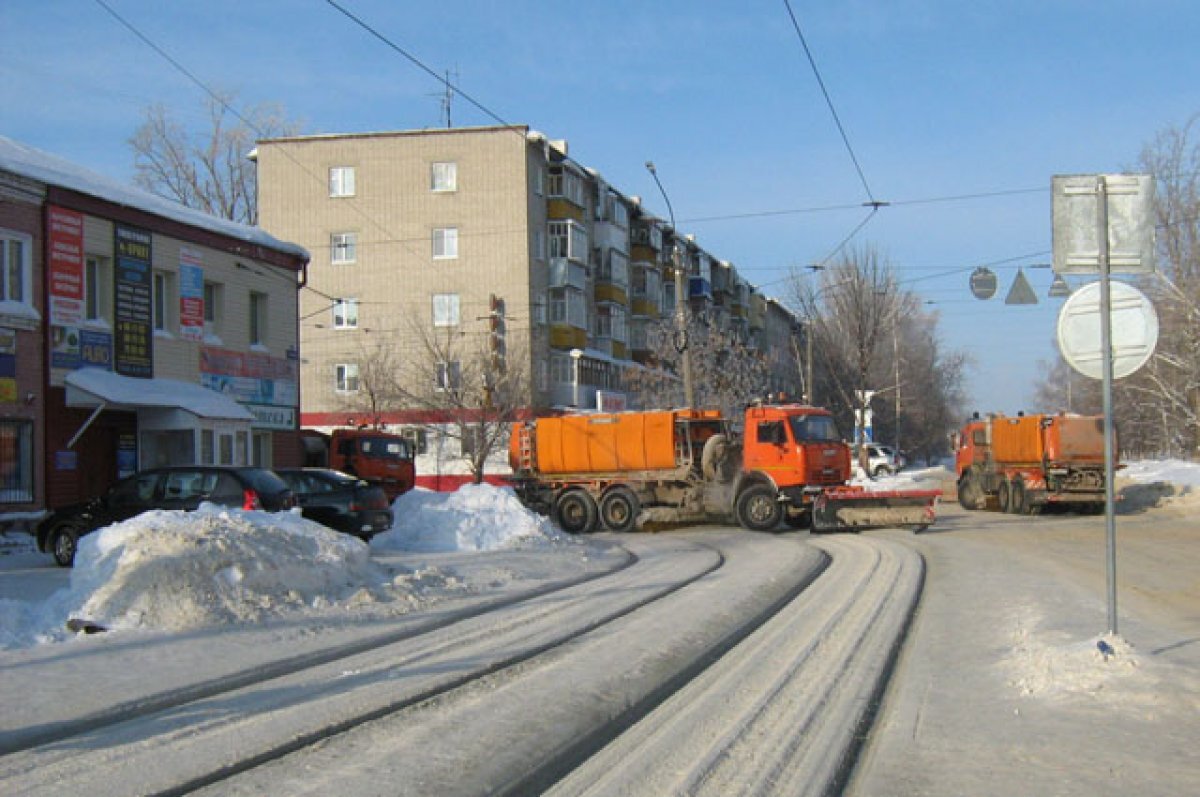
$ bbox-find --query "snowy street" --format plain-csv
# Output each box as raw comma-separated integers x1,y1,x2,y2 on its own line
1,470,1198,794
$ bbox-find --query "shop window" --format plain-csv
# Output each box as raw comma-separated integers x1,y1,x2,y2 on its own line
0,420,33,503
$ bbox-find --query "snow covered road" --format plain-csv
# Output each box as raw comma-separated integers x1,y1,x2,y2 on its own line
0,529,925,796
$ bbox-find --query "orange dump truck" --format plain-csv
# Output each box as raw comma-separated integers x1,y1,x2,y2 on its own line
509,403,940,533
955,412,1110,514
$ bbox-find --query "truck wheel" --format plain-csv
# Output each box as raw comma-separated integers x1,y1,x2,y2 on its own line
49,522,81,567
735,485,782,532
1011,478,1035,515
957,473,984,510
998,480,1013,514
600,488,639,533
555,490,598,534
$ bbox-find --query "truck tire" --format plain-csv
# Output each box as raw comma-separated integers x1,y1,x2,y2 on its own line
600,487,639,533
998,479,1013,514
735,484,782,532
1011,478,1034,515
957,472,984,510
555,489,599,534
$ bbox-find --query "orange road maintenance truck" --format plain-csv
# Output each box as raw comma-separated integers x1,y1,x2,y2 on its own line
508,402,940,533
954,412,1110,514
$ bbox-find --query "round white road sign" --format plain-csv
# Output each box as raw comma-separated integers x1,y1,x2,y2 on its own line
1056,280,1158,379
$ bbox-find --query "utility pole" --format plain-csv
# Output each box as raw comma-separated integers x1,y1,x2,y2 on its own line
646,161,695,408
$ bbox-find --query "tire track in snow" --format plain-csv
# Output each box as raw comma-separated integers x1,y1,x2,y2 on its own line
543,534,924,797
0,537,719,797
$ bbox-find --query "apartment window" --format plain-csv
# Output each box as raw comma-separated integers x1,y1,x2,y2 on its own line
249,291,267,346
532,229,546,261
152,271,174,332
329,166,356,197
549,287,585,327
331,232,357,265
336,363,360,393
432,293,460,327
203,281,223,337
431,162,457,192
0,420,33,503
435,360,461,391
0,229,32,304
547,220,588,262
433,227,458,259
84,256,110,323
333,298,359,329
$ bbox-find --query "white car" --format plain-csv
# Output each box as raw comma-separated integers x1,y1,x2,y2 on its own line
864,444,906,477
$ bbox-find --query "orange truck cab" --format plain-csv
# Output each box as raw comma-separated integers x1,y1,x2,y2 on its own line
328,428,415,502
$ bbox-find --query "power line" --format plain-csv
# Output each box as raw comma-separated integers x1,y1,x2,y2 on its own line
782,0,877,204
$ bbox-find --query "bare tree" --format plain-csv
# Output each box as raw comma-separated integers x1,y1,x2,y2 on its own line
625,309,786,420
369,311,529,484
790,246,968,464
129,92,301,225
792,246,899,462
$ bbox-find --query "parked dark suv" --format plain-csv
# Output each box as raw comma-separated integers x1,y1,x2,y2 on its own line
275,468,394,541
36,466,297,567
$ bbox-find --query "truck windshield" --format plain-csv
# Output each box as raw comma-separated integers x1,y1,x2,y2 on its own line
360,437,412,460
788,414,841,443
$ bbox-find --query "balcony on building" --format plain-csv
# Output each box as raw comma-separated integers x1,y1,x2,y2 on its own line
593,247,629,307
547,165,587,222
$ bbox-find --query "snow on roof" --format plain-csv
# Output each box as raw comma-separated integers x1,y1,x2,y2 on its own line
0,135,308,261
65,367,254,421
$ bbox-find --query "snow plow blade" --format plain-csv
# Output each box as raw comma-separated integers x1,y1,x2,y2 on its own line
811,487,941,533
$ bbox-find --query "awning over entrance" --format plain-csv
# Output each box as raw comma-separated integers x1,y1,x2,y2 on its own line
64,368,254,421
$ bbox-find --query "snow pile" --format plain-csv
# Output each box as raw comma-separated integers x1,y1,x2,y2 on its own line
852,465,953,493
67,506,397,632
1119,458,1200,511
372,483,570,553
999,606,1200,711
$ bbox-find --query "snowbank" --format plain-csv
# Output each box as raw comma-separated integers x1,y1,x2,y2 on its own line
1119,458,1200,511
0,485,578,651
372,483,570,553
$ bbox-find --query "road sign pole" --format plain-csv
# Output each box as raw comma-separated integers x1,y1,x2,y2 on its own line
1096,175,1119,636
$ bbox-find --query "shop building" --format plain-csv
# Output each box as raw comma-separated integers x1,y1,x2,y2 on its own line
0,136,309,512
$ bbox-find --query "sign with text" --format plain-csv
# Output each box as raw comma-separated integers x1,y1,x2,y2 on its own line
179,247,204,341
200,346,298,413
114,224,153,377
47,206,84,325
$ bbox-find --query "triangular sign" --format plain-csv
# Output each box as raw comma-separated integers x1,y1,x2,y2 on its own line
1048,274,1072,298
1005,267,1038,305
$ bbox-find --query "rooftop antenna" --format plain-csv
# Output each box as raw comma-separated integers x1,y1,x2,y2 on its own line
437,67,458,127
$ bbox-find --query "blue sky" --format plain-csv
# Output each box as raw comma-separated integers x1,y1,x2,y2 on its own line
4,1,1198,414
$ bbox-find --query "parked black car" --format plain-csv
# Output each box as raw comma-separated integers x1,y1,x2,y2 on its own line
37,466,297,567
275,468,394,541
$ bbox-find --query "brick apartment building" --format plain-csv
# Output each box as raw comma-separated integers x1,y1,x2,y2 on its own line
257,125,800,485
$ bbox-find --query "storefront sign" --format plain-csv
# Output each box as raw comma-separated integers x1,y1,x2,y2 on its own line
179,247,204,341
114,224,153,377
47,206,84,326
117,433,137,478
51,326,113,370
200,346,298,407
54,450,78,470
246,403,296,430
0,352,15,403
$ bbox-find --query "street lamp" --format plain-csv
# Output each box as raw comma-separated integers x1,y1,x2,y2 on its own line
645,161,695,408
